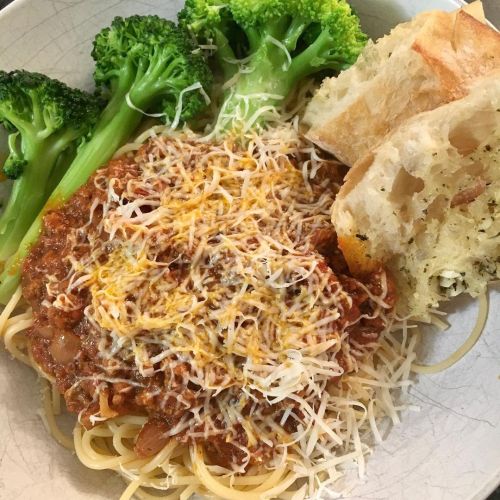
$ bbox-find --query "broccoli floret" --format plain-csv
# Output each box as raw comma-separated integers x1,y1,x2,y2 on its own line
93,16,212,123
44,16,212,208
45,16,212,209
0,70,101,271
3,157,27,179
2,132,27,179
179,0,367,132
0,17,213,304
178,0,246,81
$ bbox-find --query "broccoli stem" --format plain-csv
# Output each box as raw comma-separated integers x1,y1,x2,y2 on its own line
0,33,211,303
245,27,263,54
50,100,141,202
214,30,238,82
0,217,39,303
44,145,77,197
6,132,22,163
0,137,59,262
0,95,142,304
288,30,350,81
217,35,294,131
282,17,310,51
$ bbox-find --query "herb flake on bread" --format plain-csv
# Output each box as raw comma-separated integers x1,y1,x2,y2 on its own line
332,74,500,321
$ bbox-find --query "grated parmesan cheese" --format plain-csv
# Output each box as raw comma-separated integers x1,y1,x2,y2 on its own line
41,124,400,490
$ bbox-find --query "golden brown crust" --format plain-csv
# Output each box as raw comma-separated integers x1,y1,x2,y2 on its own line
338,235,380,275
335,151,374,203
412,10,500,101
335,153,379,274
461,0,486,22
331,73,500,319
305,6,500,167
308,100,397,167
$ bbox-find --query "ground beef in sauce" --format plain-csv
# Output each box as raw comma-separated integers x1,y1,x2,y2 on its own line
22,143,396,469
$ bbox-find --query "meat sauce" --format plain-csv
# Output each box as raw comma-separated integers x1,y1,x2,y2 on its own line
22,153,396,469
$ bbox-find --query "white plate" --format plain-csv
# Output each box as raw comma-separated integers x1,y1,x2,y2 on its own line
0,1,499,499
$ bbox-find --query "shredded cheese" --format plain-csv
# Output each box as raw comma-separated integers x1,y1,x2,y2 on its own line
39,124,402,495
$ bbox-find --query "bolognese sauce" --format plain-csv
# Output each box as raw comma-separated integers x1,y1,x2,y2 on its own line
22,132,395,469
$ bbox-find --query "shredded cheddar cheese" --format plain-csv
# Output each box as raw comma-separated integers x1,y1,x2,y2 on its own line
43,124,394,478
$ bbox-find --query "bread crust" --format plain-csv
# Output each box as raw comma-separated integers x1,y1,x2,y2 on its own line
412,10,500,100
304,8,500,167
332,73,500,320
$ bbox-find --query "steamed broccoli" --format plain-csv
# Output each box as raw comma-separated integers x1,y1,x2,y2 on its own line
0,16,213,304
3,133,27,179
179,0,367,132
48,16,213,205
0,70,101,267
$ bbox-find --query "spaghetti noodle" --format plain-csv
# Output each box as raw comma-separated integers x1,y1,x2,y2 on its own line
411,293,489,375
0,123,487,500
1,291,419,500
